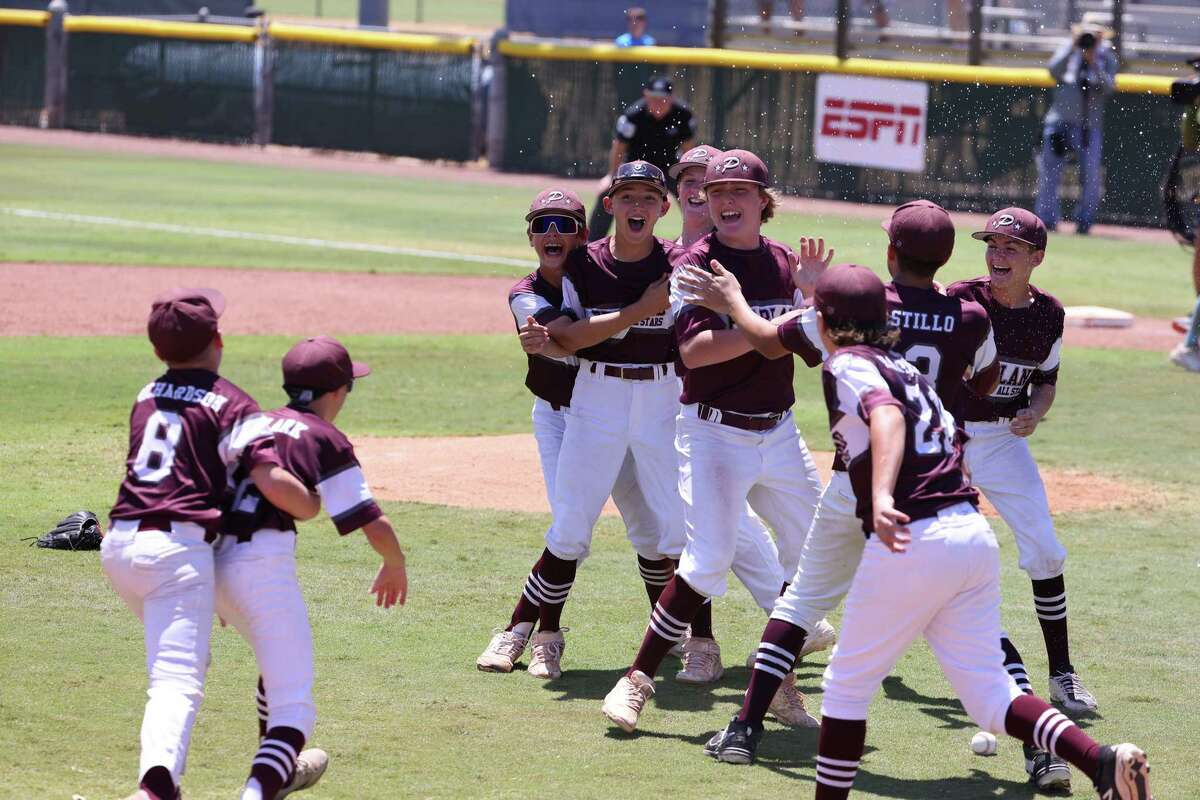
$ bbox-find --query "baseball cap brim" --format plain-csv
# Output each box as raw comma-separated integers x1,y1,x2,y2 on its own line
352,361,371,379
524,208,586,222
668,161,707,181
702,176,765,188
970,230,1041,247
606,177,668,198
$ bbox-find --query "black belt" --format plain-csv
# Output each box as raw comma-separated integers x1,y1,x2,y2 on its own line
137,516,218,543
697,403,784,432
589,362,669,381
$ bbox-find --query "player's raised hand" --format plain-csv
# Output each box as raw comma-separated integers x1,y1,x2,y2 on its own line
1009,409,1040,438
792,237,834,297
371,556,408,609
872,495,912,553
519,315,551,354
675,259,743,314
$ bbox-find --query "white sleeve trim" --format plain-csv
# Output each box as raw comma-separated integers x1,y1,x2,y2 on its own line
1039,336,1063,372
510,293,553,325
561,276,584,318
317,465,375,520
800,306,829,362
218,412,273,469
970,325,998,378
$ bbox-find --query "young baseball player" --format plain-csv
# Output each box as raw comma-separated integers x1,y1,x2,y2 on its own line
477,187,680,680
947,209,1098,715
670,144,721,248
797,264,1151,800
104,288,319,800
218,335,407,800
600,149,830,733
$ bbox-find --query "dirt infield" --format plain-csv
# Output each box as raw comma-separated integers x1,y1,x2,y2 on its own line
353,434,1150,519
0,262,1182,349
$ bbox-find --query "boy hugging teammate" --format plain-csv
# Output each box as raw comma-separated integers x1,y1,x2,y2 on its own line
601,150,829,733
478,186,674,679
220,335,407,800
106,289,319,800
800,265,1151,800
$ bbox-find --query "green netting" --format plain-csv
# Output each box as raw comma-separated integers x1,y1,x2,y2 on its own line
66,32,255,141
271,41,474,161
502,57,1180,228
0,25,46,126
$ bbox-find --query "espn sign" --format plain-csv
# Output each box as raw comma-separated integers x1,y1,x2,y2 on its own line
814,75,929,173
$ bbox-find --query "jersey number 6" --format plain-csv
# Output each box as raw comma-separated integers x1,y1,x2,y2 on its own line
132,410,183,483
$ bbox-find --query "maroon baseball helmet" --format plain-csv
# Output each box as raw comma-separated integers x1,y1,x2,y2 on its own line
525,188,587,222
814,264,887,328
972,207,1047,251
282,336,370,392
881,199,955,266
703,149,770,189
147,287,225,362
668,145,723,181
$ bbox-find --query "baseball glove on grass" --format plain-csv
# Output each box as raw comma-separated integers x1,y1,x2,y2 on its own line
26,511,103,550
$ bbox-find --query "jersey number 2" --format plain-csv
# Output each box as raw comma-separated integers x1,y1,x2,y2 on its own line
904,382,955,456
132,410,183,483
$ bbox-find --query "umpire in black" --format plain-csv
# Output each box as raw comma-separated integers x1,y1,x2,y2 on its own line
589,76,698,241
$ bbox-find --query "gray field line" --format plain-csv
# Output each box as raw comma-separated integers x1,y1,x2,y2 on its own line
2,207,537,268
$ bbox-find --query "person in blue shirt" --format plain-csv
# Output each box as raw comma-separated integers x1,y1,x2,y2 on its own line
1034,25,1119,235
615,7,656,47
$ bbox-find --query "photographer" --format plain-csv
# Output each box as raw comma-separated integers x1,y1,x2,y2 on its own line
1034,24,1119,236
1166,62,1200,372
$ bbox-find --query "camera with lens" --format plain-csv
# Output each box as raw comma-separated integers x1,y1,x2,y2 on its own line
1170,58,1200,106
1076,31,1097,50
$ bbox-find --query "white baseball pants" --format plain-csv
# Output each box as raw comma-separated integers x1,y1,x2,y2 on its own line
675,405,823,599
101,520,215,785
213,529,316,738
770,470,864,633
533,397,659,559
547,364,686,561
964,421,1067,581
820,504,1023,733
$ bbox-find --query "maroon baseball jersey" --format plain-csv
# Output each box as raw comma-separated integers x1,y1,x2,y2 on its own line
561,237,677,365
822,345,978,535
672,232,803,414
224,405,383,537
947,277,1064,422
110,369,280,533
509,270,579,409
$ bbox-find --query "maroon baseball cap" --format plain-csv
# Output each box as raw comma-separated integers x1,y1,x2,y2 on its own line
606,160,668,197
282,336,370,392
703,149,770,188
147,287,225,362
972,207,1047,251
525,188,586,222
881,199,956,266
814,264,887,328
668,145,722,180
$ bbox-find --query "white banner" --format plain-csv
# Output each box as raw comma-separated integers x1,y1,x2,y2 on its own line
813,74,929,173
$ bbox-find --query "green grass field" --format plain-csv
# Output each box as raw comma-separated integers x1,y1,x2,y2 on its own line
1,141,1197,798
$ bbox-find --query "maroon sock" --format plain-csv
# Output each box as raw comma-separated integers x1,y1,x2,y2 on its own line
525,549,576,632
629,576,706,678
140,766,176,800
250,725,305,800
506,552,547,631
636,555,674,608
255,675,269,739
689,598,714,640
1004,693,1100,777
1031,575,1072,675
1000,636,1033,694
814,716,867,799
736,618,807,725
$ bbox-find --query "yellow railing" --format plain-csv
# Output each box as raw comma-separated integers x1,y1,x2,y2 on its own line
268,22,472,53
498,39,1176,96
0,9,50,27
65,15,257,42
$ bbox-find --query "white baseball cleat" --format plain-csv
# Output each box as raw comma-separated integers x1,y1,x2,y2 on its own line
768,672,820,727
1168,342,1200,373
476,629,529,673
799,618,837,658
527,629,567,679
674,636,724,684
601,670,655,733
1049,671,1099,713
276,747,329,799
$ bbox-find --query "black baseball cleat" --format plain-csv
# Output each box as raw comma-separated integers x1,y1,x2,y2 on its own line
1025,745,1072,794
1093,743,1152,799
703,717,761,765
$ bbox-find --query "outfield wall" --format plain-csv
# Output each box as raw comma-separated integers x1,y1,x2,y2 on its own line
494,40,1180,228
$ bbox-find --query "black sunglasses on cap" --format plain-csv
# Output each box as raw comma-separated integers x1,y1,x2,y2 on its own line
529,214,581,235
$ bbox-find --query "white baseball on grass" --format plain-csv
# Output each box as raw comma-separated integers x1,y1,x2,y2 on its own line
970,730,998,756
